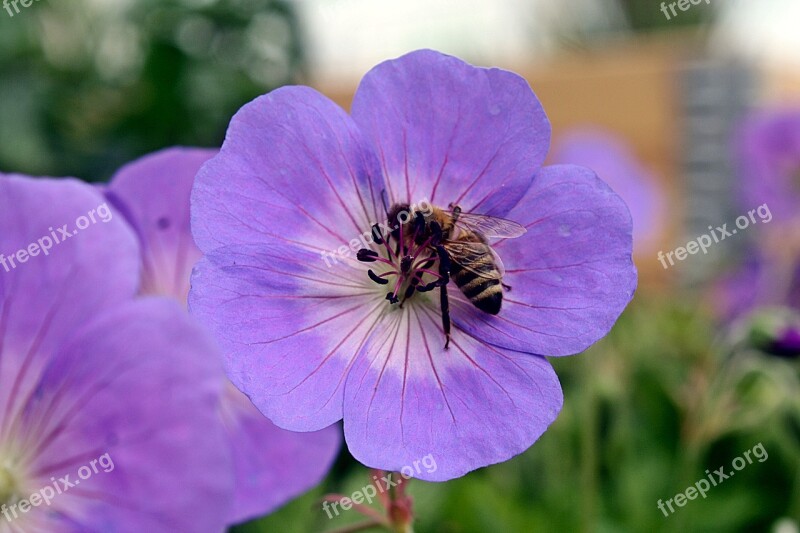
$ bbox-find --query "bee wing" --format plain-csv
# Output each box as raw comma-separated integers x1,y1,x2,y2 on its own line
451,211,527,239
443,241,506,280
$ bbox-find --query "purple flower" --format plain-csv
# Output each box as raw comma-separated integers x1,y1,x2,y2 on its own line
190,50,637,481
0,174,233,531
714,109,800,321
737,108,800,225
766,327,800,359
105,148,341,524
551,128,666,255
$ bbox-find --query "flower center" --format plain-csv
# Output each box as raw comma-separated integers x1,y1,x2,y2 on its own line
356,205,449,307
0,462,21,507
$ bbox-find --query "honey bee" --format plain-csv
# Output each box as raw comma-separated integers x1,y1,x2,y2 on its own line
386,201,526,348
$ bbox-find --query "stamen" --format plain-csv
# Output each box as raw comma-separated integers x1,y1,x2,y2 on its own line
357,249,379,262
368,270,390,285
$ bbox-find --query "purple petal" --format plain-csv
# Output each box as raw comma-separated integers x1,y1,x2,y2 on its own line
106,147,216,304
343,305,562,481
453,164,637,356
107,148,342,523
192,86,386,255
0,175,139,428
189,243,377,431
351,49,550,216
12,299,234,532
551,129,666,254
221,387,341,522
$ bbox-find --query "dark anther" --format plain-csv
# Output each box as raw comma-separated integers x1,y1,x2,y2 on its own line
368,270,389,285
417,280,439,293
386,292,399,304
371,224,384,245
400,256,413,273
357,249,379,262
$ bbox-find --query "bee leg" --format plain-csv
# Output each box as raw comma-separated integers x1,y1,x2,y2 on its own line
502,283,512,291
435,244,452,349
440,282,451,350
413,211,427,244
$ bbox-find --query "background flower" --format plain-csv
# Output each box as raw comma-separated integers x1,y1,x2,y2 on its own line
105,147,341,524
0,174,233,532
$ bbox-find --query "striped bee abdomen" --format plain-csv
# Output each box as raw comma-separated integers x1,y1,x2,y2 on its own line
450,262,502,315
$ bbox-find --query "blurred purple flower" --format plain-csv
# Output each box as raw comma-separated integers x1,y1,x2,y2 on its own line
737,109,800,225
190,50,637,481
765,327,800,359
714,109,800,321
0,174,233,531
551,129,666,255
105,148,341,524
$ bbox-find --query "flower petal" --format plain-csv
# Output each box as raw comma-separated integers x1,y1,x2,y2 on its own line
452,164,637,356
222,387,341,523
189,243,379,431
552,129,666,254
0,175,139,431
16,298,233,532
351,49,550,216
106,147,216,303
343,304,562,481
192,86,386,256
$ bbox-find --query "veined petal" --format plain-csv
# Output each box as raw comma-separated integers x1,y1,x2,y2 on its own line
343,303,562,481
552,129,666,254
106,147,216,303
189,243,381,431
109,148,343,524
351,49,550,216
452,164,637,356
192,86,386,256
222,387,341,523
13,299,233,532
0,175,139,434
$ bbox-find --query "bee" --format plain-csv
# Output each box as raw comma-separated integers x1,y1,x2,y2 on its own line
386,201,526,348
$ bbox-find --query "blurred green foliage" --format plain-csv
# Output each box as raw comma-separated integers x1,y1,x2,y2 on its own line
0,0,303,181
619,0,713,31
